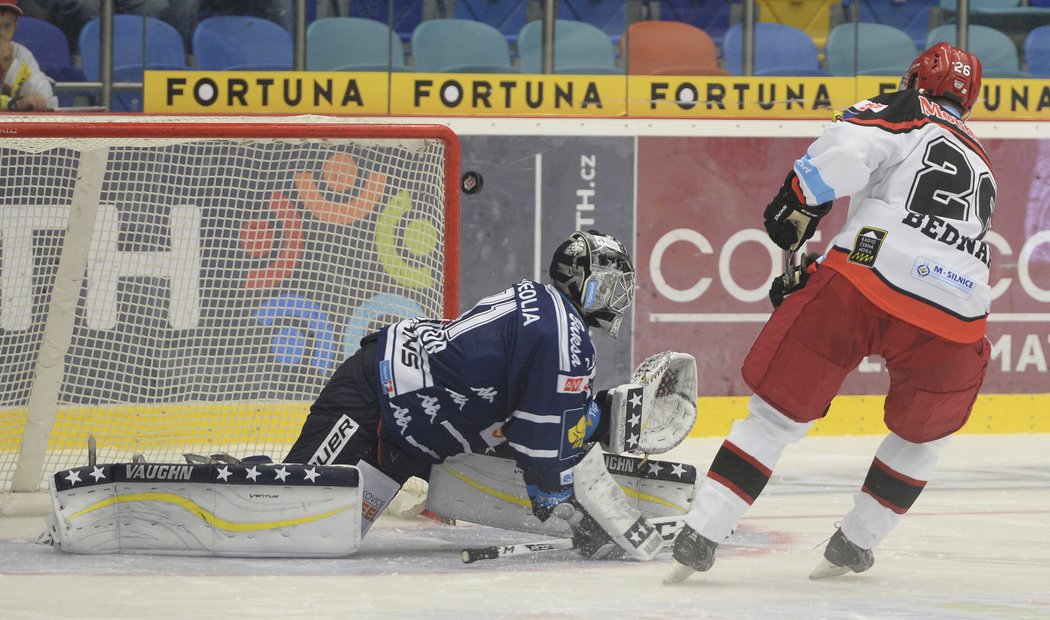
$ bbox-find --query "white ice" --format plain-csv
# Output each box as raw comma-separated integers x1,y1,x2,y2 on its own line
2,434,1048,620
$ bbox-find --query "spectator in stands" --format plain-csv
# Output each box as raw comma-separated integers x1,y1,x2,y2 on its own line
0,0,56,110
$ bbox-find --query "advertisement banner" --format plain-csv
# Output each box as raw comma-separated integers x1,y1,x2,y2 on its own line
144,72,1050,120
144,71,391,114
632,136,1050,398
388,73,627,116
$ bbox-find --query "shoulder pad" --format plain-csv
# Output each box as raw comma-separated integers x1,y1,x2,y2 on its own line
839,90,923,124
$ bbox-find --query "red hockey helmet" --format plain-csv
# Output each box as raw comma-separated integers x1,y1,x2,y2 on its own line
901,42,983,111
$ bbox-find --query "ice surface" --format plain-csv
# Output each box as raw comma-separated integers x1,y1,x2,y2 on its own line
2,435,1048,619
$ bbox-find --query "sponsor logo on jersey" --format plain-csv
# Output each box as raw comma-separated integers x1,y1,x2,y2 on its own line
848,227,887,266
308,414,359,465
418,394,441,423
391,403,412,435
124,464,194,481
559,468,574,485
557,374,589,393
379,360,394,395
853,100,887,114
470,386,498,402
567,312,587,368
911,256,976,300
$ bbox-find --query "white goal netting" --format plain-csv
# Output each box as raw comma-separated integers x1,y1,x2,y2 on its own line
0,117,459,492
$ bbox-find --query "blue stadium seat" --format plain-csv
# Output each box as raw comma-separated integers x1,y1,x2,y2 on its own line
1024,24,1050,77
454,0,529,45
78,14,187,110
344,0,425,44
517,19,621,74
723,23,830,76
411,18,519,73
307,17,409,71
826,22,919,76
561,0,637,44
840,0,937,48
937,0,1050,50
12,16,93,106
926,23,1028,77
193,15,293,71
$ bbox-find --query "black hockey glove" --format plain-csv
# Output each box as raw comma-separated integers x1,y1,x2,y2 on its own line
763,171,832,252
552,502,624,560
769,252,821,308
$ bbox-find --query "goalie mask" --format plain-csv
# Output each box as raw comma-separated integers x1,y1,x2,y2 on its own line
549,230,636,338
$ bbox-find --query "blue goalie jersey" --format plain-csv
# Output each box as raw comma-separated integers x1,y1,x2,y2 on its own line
374,279,599,490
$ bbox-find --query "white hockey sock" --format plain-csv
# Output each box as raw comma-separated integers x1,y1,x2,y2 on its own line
686,395,813,543
841,433,950,549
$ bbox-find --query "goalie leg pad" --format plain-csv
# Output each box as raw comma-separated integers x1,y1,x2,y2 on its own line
43,462,361,557
571,445,664,561
355,459,401,537
425,451,696,542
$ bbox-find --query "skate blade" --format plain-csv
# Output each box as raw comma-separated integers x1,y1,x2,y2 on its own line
663,559,696,585
809,558,851,580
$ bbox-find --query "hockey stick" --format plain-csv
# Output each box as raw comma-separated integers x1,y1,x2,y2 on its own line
461,516,684,564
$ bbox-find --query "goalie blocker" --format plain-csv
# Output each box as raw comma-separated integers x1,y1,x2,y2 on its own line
41,461,362,557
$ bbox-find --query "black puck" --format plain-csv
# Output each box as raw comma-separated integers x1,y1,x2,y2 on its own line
461,170,484,195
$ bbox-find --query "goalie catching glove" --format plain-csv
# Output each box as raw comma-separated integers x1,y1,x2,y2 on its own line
763,171,832,252
607,351,697,455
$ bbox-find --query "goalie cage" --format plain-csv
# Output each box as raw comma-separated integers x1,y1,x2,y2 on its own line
0,116,460,496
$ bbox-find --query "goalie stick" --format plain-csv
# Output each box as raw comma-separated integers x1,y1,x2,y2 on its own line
460,515,684,564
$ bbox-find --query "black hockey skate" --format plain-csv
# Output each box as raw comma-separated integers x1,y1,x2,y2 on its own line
663,524,718,584
810,528,874,579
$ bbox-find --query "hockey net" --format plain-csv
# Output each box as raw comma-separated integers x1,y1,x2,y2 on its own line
0,116,460,494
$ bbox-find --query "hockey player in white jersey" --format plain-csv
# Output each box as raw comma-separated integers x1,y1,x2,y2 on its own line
665,43,995,583
286,230,667,560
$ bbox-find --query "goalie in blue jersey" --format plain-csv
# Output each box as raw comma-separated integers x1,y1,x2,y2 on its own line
40,230,697,558
285,229,697,560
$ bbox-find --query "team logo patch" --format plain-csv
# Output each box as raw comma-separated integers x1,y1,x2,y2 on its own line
911,256,976,300
848,227,887,266
560,406,590,458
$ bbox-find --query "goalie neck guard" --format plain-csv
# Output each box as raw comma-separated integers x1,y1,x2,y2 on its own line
548,230,635,338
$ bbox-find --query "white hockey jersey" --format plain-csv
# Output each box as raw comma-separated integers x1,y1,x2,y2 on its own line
794,89,996,343
1,42,58,110
375,279,599,492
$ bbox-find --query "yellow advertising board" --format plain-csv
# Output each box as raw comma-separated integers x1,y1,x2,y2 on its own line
144,71,1050,120
144,71,392,114
387,73,627,116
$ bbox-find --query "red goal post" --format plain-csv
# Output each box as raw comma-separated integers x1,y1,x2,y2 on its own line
0,116,460,493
